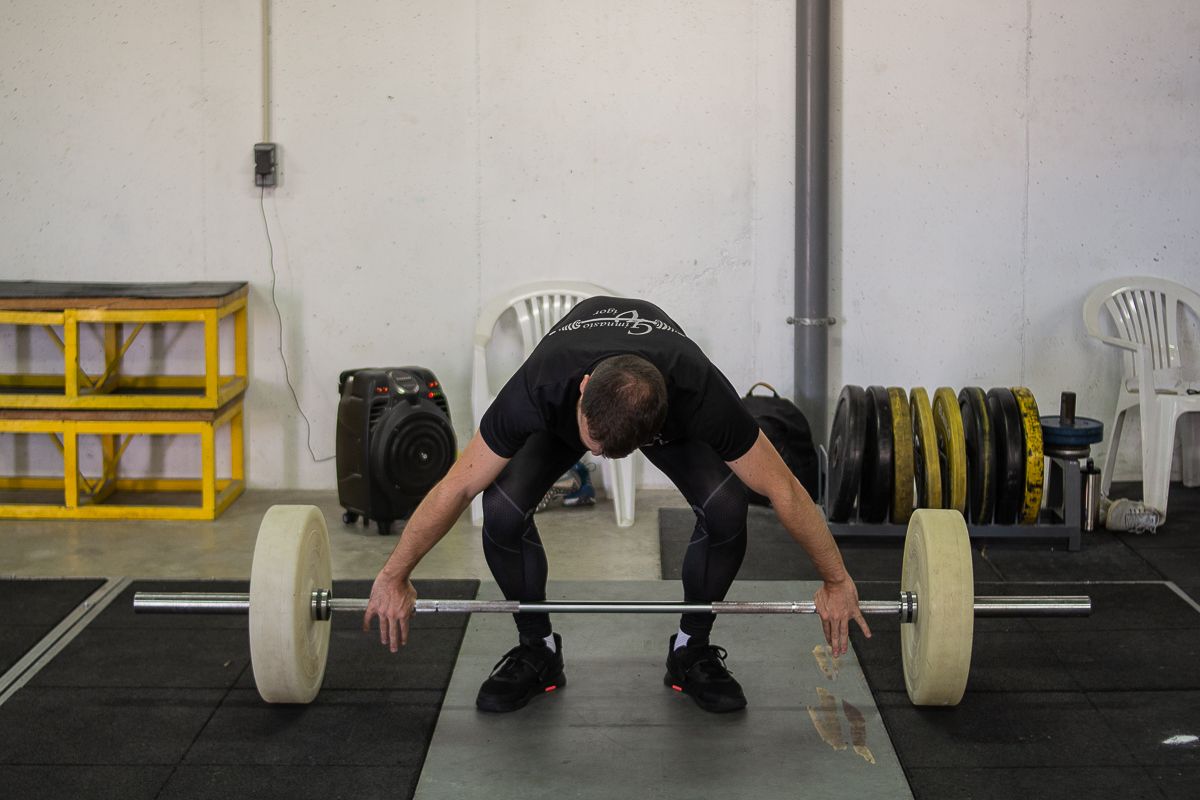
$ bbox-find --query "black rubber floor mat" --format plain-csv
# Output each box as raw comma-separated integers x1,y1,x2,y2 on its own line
1088,690,1200,767
157,765,421,800
851,581,1200,798
29,626,250,690
1147,766,1200,800
876,690,1135,769
1135,547,1200,585
977,532,1162,582
0,578,478,800
0,579,105,675
182,688,443,767
1050,628,1200,691
0,686,227,765
0,765,172,800
905,766,1162,800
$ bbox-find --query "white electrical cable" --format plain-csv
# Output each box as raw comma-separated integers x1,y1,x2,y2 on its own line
260,189,334,464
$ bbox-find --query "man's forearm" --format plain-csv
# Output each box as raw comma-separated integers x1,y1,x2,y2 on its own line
771,482,850,584
378,481,472,582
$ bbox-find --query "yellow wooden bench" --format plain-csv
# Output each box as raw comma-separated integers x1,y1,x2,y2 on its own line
0,281,247,410
0,282,249,520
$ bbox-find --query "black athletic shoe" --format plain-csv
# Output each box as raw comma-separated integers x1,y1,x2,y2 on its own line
664,634,747,713
475,633,566,712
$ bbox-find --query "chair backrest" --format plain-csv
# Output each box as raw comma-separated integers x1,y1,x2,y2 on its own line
474,281,616,355
471,282,618,426
1083,276,1200,380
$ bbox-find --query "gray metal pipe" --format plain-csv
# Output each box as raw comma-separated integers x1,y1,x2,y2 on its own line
794,0,832,443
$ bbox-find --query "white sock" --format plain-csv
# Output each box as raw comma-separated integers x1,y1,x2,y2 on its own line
543,634,557,653
674,629,691,650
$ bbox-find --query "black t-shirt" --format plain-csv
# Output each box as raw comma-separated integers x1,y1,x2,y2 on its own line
479,297,760,461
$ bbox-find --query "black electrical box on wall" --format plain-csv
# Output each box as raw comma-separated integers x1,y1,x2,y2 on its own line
254,142,277,187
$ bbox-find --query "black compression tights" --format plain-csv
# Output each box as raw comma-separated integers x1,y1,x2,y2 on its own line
480,432,748,641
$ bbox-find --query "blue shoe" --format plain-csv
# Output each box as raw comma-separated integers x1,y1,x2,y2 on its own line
536,462,595,511
562,462,595,507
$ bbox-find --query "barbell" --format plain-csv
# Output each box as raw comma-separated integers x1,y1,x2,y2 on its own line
132,505,1091,707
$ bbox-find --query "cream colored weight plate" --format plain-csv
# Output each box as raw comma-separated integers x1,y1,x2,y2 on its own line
901,509,974,706
249,504,333,704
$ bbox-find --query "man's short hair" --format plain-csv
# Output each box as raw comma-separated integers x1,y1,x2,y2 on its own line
581,355,668,458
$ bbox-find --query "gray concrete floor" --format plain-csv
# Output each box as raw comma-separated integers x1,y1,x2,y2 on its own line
0,489,681,581
417,580,910,800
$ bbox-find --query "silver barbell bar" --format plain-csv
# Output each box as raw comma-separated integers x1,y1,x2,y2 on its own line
132,590,1092,623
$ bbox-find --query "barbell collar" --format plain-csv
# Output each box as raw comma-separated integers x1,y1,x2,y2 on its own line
131,591,1091,620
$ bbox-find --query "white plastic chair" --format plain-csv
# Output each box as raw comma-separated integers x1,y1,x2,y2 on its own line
1083,277,1200,519
470,281,637,527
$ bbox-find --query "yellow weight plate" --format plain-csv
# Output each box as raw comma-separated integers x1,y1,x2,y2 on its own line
1011,387,1044,524
909,388,941,510
932,387,968,515
889,387,914,524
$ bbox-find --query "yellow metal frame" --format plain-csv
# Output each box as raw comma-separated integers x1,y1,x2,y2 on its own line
0,298,248,410
0,398,245,520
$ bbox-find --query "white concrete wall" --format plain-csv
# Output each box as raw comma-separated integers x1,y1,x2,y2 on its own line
834,0,1200,482
0,1,1196,492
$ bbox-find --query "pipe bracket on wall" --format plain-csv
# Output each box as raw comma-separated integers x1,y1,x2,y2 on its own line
787,316,837,327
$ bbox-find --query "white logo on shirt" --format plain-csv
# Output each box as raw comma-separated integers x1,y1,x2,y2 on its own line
549,308,684,337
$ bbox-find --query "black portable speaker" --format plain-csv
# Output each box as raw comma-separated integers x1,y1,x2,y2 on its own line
335,366,456,535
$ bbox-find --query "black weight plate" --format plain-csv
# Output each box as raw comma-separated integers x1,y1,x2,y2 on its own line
959,387,995,525
858,386,894,523
1039,415,1104,447
827,385,869,522
985,387,1025,525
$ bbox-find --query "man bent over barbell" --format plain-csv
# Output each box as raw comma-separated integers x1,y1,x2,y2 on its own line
364,296,870,713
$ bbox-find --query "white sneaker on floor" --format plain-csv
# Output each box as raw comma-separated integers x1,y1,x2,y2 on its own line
1103,497,1164,534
